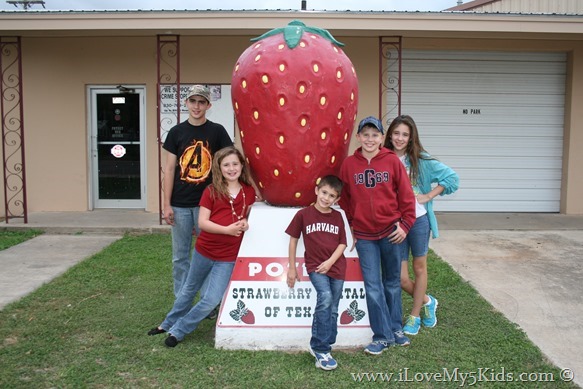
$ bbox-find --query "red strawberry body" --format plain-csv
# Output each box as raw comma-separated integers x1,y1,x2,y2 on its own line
340,310,354,325
241,310,255,324
232,20,359,206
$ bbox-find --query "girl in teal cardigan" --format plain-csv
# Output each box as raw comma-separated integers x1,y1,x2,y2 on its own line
385,115,459,336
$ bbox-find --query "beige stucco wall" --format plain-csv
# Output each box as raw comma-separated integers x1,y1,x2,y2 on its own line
562,42,583,214
22,36,156,212
4,33,582,215
343,37,382,152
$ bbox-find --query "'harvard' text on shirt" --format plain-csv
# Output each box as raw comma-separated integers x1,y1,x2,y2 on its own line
305,223,339,235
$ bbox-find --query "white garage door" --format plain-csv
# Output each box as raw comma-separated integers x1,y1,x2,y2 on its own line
399,50,566,212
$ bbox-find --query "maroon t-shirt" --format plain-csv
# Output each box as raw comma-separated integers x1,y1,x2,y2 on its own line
285,205,347,280
195,183,256,262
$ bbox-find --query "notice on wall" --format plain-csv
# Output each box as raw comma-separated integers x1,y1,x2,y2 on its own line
158,84,234,143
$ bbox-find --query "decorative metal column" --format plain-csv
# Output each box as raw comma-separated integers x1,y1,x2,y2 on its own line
379,36,402,129
1,36,27,224
157,35,180,224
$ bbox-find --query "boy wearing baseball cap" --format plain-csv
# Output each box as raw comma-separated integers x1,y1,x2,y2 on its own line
338,116,416,355
162,85,233,297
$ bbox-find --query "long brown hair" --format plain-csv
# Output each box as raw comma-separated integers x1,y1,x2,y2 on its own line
210,146,252,200
384,115,431,183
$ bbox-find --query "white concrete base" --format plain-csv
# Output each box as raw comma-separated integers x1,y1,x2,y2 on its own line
216,327,373,351
215,203,372,351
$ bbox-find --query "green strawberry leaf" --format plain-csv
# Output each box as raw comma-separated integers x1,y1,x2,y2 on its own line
229,309,241,321
251,19,345,48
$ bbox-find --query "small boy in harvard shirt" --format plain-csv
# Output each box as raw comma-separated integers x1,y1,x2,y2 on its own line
286,175,347,371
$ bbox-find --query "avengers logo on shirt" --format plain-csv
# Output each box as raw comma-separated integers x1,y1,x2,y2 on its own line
179,140,212,184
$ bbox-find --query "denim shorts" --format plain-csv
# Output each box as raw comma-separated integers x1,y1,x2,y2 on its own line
400,213,430,260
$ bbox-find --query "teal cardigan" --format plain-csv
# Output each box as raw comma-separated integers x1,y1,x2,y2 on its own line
409,152,459,239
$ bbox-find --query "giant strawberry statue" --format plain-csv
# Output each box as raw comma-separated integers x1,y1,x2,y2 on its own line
231,20,358,206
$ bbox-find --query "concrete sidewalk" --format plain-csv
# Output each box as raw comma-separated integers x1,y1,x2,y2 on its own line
0,209,167,235
0,234,121,310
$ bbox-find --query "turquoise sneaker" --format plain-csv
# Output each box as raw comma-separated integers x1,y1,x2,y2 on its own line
421,295,439,328
403,315,421,335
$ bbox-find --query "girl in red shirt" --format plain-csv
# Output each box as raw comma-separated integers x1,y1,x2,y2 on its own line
148,146,255,347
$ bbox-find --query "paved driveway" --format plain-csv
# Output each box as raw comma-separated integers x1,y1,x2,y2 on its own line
431,230,583,387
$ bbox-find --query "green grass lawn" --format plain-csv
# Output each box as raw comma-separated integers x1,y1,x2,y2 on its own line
0,229,43,251
0,234,576,388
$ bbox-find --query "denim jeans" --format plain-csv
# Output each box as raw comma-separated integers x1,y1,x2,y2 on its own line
161,248,234,341
356,238,403,343
171,206,200,296
308,272,344,353
400,214,430,260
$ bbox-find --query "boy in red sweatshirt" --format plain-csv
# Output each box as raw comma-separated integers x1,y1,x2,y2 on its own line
338,116,416,355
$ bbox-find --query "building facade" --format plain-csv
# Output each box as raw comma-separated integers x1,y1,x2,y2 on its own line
1,4,583,219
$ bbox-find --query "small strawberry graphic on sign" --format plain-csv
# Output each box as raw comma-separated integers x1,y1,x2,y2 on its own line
339,300,366,325
229,300,256,325
240,310,255,325
231,20,359,206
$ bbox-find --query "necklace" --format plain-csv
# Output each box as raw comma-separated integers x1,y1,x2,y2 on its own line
229,187,247,222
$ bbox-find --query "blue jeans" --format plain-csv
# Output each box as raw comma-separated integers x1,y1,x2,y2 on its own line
308,272,344,353
356,238,403,343
161,248,234,341
171,206,200,296
400,214,430,260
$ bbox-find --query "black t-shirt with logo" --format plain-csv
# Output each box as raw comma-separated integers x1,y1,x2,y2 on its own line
163,119,233,207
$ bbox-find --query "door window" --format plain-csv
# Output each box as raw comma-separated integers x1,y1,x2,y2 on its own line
90,88,145,208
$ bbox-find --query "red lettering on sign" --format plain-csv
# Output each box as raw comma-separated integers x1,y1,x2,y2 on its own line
232,257,364,282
